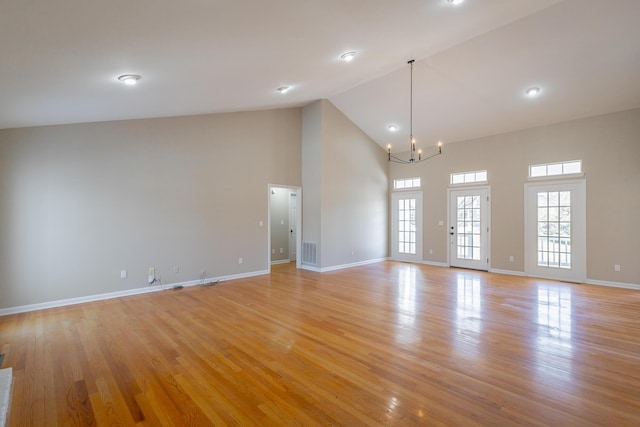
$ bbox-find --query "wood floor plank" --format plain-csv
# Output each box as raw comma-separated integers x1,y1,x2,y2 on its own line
1,261,639,425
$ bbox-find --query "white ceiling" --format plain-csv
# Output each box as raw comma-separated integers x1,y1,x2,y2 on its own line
1,0,639,149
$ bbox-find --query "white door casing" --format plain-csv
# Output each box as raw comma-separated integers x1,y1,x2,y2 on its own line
525,180,586,283
289,192,297,261
268,185,302,271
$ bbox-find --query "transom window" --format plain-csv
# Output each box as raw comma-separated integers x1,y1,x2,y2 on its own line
451,170,487,185
529,160,582,178
394,177,421,190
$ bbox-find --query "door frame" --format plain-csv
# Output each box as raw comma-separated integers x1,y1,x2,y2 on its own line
391,190,423,262
288,191,298,262
268,184,302,271
447,186,491,271
524,179,586,283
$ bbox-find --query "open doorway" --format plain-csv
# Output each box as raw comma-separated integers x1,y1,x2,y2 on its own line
268,185,302,270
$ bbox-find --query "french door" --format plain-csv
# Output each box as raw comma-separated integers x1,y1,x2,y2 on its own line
449,188,490,270
525,180,586,283
391,191,423,262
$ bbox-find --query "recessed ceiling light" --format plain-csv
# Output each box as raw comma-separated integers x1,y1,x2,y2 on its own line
117,74,141,85
388,124,398,132
447,0,465,5
526,86,541,97
340,51,356,62
276,86,291,94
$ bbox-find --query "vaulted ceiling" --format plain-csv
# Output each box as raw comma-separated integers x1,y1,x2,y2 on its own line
2,0,639,149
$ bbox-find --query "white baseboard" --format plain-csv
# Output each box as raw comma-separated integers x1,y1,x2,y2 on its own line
300,257,388,273
489,268,526,276
420,260,449,268
299,265,322,272
0,269,269,316
585,279,640,290
270,259,292,265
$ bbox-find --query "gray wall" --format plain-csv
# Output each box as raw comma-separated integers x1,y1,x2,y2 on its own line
3,101,636,310
390,108,640,285
0,109,302,309
302,100,389,269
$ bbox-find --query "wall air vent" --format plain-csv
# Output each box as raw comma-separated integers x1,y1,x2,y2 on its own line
302,242,317,265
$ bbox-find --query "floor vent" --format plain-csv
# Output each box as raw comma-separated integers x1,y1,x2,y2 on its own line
302,242,317,265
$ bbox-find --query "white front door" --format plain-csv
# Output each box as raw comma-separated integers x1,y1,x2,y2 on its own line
525,180,586,283
449,188,490,271
289,192,297,261
391,191,423,262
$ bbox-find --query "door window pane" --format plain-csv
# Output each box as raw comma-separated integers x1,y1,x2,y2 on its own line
537,191,572,269
398,199,417,254
456,195,481,261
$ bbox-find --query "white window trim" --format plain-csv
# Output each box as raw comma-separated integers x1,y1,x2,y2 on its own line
528,172,584,182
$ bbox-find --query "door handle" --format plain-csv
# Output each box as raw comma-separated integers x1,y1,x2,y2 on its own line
449,232,455,235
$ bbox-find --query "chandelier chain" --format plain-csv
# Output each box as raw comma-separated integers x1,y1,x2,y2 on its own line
387,59,443,164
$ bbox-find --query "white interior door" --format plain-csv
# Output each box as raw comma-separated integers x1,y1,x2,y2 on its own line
525,180,585,283
391,191,423,262
289,192,297,261
449,188,490,271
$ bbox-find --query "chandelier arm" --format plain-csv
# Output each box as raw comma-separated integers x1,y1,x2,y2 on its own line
388,154,413,163
412,151,442,163
389,149,442,164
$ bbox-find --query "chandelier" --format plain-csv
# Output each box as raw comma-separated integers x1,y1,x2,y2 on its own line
387,60,442,164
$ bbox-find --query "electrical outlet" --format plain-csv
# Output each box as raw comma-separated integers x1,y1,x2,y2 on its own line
350,250,354,256
238,257,243,264
120,270,127,279
429,249,433,255
173,266,179,274
149,267,155,275
272,248,275,254
280,248,283,253
509,256,514,262
614,264,621,272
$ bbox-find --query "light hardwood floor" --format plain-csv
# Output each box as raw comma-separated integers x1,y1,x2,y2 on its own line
1,261,639,426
